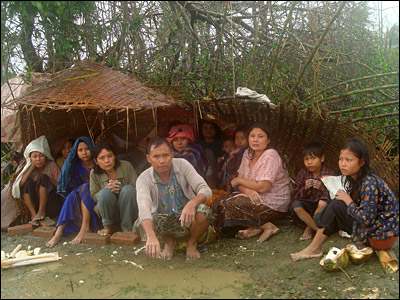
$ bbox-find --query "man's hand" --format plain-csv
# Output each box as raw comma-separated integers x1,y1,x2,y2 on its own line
180,201,196,227
145,235,161,259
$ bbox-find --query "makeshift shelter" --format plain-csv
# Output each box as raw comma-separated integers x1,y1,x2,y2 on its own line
2,60,399,221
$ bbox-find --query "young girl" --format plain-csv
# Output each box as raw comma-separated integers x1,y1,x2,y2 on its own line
291,137,399,260
212,123,291,242
46,137,100,247
54,138,75,169
12,135,63,226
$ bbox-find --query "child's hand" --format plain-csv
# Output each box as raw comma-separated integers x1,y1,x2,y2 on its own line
313,180,324,191
305,179,313,190
230,148,240,156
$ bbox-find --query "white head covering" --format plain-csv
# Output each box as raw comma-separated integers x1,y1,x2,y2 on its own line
12,135,54,199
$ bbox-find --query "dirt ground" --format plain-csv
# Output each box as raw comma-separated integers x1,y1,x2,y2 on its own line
1,219,399,299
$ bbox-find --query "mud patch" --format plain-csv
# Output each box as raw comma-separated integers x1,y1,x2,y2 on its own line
1,220,399,299
1,235,249,299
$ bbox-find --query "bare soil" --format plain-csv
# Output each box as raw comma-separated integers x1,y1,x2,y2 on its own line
1,220,399,299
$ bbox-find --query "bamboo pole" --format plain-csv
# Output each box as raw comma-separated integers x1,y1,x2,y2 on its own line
230,1,235,100
9,244,22,258
366,123,399,132
244,2,261,88
315,84,398,105
210,1,228,98
304,72,398,103
351,112,399,123
61,73,100,82
2,252,61,269
328,100,399,115
286,1,347,105
126,107,129,151
266,1,296,93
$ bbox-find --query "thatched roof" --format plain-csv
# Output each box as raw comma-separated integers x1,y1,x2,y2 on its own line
4,60,179,112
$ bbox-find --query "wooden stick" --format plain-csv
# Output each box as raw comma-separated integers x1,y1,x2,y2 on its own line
9,244,22,258
1,252,61,269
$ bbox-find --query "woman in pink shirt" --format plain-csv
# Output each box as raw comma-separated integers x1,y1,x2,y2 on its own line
211,123,291,242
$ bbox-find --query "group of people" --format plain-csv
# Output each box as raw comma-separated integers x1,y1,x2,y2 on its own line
8,119,398,262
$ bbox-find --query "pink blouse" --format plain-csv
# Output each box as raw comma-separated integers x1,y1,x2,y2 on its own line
238,149,291,212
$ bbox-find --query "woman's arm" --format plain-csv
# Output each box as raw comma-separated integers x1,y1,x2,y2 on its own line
336,180,379,227
89,171,102,203
19,164,35,187
232,174,272,193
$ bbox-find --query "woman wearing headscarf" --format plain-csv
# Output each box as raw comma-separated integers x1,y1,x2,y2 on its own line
12,135,63,226
46,137,100,247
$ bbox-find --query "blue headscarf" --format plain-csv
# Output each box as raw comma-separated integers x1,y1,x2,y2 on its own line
57,136,93,198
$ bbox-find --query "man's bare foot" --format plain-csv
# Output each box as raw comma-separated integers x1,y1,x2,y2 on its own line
300,226,315,241
236,227,263,240
71,228,90,244
186,241,201,260
97,225,112,236
257,222,280,242
160,238,175,260
46,234,62,248
290,246,323,261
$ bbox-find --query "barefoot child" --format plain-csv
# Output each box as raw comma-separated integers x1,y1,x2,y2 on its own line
291,138,399,261
46,137,100,247
290,142,336,240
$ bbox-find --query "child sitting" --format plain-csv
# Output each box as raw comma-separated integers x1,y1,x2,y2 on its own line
219,125,249,192
217,136,236,167
291,138,399,260
290,141,336,240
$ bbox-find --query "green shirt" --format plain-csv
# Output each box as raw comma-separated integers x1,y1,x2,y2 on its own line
89,160,138,203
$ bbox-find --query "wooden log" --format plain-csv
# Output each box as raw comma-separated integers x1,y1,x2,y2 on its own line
1,252,61,269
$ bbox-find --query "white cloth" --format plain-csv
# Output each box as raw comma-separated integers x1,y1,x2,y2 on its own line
321,175,348,200
12,135,54,199
236,87,277,108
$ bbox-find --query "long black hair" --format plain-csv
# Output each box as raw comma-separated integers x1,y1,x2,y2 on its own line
246,122,286,168
92,141,121,174
341,137,371,204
